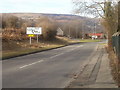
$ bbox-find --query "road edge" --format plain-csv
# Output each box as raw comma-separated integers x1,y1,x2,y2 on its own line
2,42,82,60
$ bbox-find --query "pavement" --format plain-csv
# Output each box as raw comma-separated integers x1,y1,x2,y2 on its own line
68,44,118,88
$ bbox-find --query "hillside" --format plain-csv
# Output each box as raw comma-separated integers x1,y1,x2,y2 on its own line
1,13,104,33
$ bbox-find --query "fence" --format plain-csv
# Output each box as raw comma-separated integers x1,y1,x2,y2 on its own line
112,32,120,61
112,1,120,61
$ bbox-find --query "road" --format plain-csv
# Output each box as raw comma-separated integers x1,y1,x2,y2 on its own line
2,42,99,88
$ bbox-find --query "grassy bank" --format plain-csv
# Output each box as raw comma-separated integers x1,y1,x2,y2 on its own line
2,37,81,60
2,45,64,59
2,38,102,60
79,39,102,42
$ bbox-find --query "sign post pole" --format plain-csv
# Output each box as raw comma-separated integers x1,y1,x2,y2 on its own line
37,35,38,43
30,37,32,45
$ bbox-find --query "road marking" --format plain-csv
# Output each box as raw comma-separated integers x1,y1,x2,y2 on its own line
19,60,44,69
51,45,84,57
19,45,84,69
49,53,64,59
65,45,83,53
49,45,84,58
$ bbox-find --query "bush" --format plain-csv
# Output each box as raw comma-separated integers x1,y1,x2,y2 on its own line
42,23,57,40
36,16,58,40
2,14,58,41
2,14,27,41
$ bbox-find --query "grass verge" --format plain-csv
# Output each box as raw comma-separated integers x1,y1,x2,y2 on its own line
2,37,81,60
106,47,119,87
2,45,64,60
79,39,102,42
2,38,102,60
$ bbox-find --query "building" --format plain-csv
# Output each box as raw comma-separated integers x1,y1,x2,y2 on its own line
56,28,64,36
88,33,104,39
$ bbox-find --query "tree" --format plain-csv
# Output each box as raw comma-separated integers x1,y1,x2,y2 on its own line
2,14,24,29
118,1,120,32
72,0,118,50
36,16,58,40
104,1,118,50
2,14,27,41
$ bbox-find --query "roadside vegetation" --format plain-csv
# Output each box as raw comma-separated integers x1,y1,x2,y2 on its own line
104,2,120,86
1,14,57,59
2,36,81,59
79,39,101,42
2,37,102,60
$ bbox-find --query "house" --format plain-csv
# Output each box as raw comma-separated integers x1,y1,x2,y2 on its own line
57,28,64,36
88,33,104,39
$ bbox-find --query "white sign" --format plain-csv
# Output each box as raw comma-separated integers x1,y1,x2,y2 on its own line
26,27,42,35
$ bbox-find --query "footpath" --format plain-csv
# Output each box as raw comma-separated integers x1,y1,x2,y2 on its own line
68,44,118,88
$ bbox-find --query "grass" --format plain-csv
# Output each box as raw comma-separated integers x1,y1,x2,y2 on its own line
2,45,64,59
79,39,102,42
2,38,102,60
2,37,81,60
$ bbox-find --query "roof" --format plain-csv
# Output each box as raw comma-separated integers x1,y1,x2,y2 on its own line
89,33,103,36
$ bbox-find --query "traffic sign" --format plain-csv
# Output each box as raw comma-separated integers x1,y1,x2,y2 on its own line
26,27,42,35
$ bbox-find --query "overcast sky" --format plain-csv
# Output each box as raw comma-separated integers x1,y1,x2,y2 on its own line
0,0,73,14
0,0,118,14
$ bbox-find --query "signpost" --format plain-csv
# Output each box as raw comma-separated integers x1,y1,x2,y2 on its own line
37,34,38,43
26,27,42,44
28,34,35,44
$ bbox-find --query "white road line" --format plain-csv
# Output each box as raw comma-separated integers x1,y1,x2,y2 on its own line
19,60,44,69
49,53,64,59
50,45,83,58
19,45,84,69
65,45,83,53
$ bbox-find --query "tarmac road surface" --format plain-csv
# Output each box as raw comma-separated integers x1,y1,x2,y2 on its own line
2,42,99,88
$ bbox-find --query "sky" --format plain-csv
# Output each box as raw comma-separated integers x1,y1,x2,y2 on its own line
0,0,74,14
0,0,118,14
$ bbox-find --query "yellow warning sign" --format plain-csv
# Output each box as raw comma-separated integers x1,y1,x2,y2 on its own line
28,34,35,37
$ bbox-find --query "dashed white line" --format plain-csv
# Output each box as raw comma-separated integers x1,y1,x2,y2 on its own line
65,45,83,53
49,45,84,58
19,45,84,69
19,60,44,69
49,53,64,59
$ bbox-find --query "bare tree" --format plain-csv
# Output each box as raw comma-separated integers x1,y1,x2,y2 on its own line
72,0,118,50
36,16,58,40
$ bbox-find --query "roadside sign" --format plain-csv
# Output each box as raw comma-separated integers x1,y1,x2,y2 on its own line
26,27,42,44
26,27,42,35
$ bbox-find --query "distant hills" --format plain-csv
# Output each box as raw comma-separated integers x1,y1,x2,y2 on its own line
1,13,104,33
3,13,84,20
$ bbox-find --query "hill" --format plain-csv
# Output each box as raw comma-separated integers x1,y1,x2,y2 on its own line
1,13,104,33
